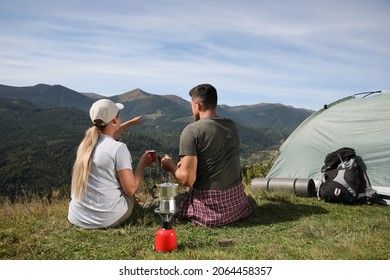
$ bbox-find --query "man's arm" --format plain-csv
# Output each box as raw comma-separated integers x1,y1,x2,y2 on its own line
161,155,197,187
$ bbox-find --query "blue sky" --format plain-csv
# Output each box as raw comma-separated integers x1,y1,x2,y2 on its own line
1,0,389,110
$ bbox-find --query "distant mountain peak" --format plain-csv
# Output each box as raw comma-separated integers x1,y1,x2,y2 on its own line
0,83,92,111
81,92,106,100
34,83,50,87
33,83,67,90
117,88,151,102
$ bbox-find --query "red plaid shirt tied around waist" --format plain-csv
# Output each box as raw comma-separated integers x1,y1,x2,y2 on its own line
175,181,252,227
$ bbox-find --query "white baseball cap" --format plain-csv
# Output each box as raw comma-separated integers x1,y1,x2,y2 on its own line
89,99,124,126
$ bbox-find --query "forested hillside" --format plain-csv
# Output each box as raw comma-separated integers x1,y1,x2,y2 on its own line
0,84,314,201
0,99,166,201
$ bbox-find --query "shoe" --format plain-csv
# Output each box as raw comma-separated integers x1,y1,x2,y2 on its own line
143,198,160,210
149,185,159,199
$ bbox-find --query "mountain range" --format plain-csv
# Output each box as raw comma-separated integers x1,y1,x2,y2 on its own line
0,83,313,144
0,83,314,200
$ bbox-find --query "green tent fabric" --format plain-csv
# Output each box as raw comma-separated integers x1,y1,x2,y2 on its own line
266,90,390,204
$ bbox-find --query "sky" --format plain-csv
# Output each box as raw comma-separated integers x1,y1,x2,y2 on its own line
0,0,389,110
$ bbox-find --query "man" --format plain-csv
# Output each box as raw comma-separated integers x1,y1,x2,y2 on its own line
160,83,252,227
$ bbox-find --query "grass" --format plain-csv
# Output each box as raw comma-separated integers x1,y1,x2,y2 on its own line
1,189,390,260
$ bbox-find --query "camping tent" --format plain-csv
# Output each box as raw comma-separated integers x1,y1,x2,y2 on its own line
265,90,390,205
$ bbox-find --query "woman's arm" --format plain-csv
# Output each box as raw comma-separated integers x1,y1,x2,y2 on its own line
114,116,143,140
117,152,152,196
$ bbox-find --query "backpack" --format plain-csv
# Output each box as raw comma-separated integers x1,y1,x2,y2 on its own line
317,147,377,204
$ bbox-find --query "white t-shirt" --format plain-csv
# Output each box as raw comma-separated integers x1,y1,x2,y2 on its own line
68,134,133,228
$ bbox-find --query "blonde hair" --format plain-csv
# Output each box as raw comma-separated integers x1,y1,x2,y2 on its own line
71,126,100,200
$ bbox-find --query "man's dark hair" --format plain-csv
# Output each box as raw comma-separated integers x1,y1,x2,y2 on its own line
189,83,218,109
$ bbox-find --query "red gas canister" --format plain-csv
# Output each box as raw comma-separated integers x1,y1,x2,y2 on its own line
155,221,177,252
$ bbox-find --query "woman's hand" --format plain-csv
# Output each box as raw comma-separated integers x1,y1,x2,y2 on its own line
129,116,143,125
114,116,143,140
139,152,153,167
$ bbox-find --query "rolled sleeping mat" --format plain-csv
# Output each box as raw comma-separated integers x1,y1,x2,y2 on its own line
250,178,316,197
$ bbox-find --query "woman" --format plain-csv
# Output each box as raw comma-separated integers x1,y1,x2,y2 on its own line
68,99,153,229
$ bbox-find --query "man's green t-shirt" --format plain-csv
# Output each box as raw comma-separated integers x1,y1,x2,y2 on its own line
179,116,241,190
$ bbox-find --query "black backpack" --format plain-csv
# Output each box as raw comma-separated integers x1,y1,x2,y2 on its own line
317,147,377,204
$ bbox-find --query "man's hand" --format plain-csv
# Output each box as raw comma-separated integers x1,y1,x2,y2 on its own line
160,155,197,187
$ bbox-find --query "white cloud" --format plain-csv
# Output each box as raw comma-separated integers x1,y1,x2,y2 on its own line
0,0,389,110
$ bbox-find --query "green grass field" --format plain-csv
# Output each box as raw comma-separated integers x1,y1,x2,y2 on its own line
1,189,389,260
